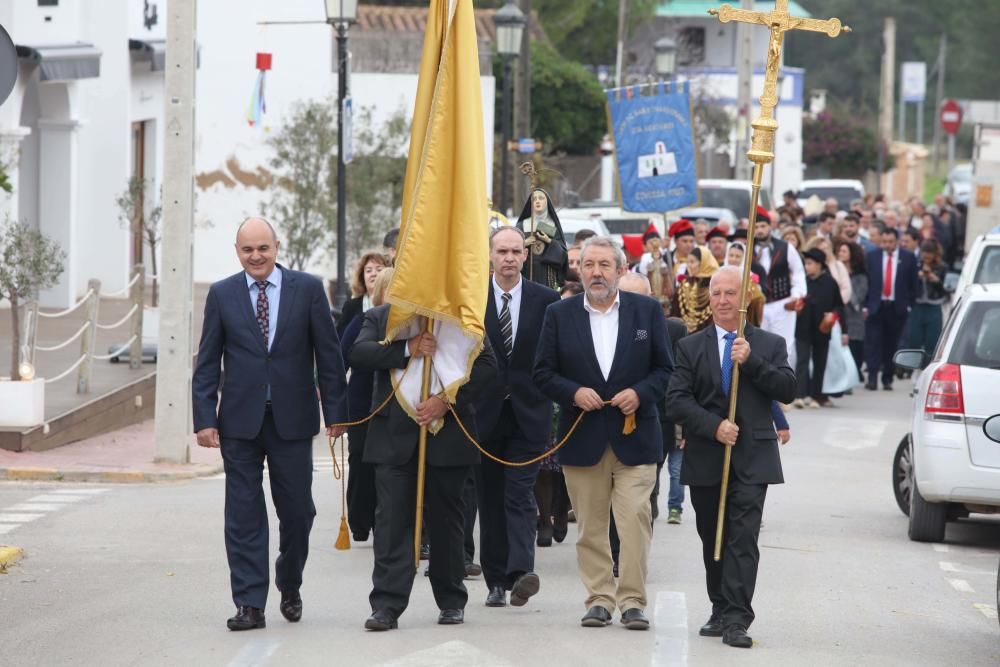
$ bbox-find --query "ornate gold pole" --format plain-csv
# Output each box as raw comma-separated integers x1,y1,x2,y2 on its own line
707,1,850,562
413,317,434,570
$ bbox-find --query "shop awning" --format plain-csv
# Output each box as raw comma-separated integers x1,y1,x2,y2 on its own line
129,38,166,71
16,43,102,81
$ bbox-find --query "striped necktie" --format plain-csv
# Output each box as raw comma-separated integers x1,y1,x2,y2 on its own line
499,292,513,357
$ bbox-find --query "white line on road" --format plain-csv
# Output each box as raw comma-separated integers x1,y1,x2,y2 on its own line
28,495,87,503
939,561,993,575
48,488,109,495
652,590,688,667
932,544,950,553
821,418,887,451
947,578,975,593
378,640,514,666
973,603,999,620
6,503,66,512
939,562,959,572
0,513,44,523
227,638,282,667
0,524,18,534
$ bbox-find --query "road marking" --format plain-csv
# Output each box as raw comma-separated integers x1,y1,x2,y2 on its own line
227,638,281,667
0,524,17,534
939,561,993,575
0,513,44,523
932,544,950,553
939,561,959,572
27,494,87,503
48,488,109,495
822,418,886,451
652,590,688,667
378,640,513,667
6,503,65,512
947,578,975,593
973,603,999,620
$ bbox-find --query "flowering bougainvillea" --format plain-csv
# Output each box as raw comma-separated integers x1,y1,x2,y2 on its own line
803,110,891,176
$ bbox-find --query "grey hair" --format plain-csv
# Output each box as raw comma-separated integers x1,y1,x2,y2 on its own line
709,265,745,290
580,235,627,270
489,225,525,248
236,216,278,242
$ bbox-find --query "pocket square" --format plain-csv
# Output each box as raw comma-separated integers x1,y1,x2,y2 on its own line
634,329,648,342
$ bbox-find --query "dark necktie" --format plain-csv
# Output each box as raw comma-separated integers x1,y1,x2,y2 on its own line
721,332,737,396
499,292,513,357
255,280,270,347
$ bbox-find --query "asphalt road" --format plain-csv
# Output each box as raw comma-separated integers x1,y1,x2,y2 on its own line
1,385,998,666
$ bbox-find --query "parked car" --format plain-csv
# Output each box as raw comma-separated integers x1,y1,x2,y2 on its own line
951,234,1000,304
891,283,1000,542
697,179,774,219
559,216,612,246
943,163,973,206
981,414,1000,627
796,179,865,212
666,206,737,231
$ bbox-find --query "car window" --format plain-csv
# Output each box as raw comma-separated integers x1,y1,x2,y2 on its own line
973,246,1000,284
603,218,650,234
934,298,963,361
947,301,1000,369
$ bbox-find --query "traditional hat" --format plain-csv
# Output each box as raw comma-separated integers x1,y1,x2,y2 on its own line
706,225,728,241
803,247,827,266
668,219,695,238
642,223,661,243
729,227,748,241
755,205,772,224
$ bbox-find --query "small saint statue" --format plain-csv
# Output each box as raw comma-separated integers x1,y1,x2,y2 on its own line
515,188,569,289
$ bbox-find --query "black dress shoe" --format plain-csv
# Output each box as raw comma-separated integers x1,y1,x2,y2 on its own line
883,384,893,391
620,608,650,630
552,520,568,544
865,383,877,391
698,612,724,637
580,606,613,627
352,531,369,542
279,590,302,622
464,561,482,578
722,625,753,648
510,572,540,607
438,609,464,625
364,610,398,631
537,525,553,547
227,606,265,631
485,585,506,607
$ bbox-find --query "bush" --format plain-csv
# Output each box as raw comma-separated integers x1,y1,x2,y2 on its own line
803,109,890,176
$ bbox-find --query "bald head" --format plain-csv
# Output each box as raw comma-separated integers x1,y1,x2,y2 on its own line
619,272,651,296
235,217,280,281
237,217,278,244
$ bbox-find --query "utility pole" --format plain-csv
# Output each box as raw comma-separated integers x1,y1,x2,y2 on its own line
932,33,947,173
877,17,895,190
154,0,197,464
614,0,628,87
512,0,531,214
734,0,754,181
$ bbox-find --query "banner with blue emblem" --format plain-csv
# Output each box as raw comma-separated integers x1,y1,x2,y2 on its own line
606,81,697,213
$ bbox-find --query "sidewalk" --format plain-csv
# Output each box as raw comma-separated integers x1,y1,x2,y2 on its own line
0,419,222,483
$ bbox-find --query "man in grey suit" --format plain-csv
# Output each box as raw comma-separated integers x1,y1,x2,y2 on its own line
192,217,348,631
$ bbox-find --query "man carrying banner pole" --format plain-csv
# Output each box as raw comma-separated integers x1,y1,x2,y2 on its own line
348,0,494,631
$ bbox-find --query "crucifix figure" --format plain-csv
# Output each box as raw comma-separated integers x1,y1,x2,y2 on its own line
700,2,850,563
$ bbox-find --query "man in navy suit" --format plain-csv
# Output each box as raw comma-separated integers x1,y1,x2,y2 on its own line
534,236,674,630
477,226,559,609
192,217,348,631
863,228,918,390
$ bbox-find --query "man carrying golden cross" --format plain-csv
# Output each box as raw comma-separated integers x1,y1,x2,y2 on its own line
666,1,850,650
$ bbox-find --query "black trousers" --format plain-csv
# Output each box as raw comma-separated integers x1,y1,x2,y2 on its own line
795,335,831,400
370,451,470,618
865,305,907,387
689,482,768,630
346,423,376,538
463,470,477,563
221,409,315,609
478,402,543,590
848,339,865,377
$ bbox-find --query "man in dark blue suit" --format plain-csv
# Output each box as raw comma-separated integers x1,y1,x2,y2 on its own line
534,236,673,630
476,226,559,609
192,217,348,631
863,228,918,390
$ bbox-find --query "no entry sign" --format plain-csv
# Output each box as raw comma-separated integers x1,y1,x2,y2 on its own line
940,99,962,135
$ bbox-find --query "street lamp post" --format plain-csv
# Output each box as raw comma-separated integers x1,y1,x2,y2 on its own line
493,1,526,216
654,37,677,79
325,0,358,307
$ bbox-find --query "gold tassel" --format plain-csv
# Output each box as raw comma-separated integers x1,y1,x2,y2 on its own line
622,413,636,435
330,436,351,551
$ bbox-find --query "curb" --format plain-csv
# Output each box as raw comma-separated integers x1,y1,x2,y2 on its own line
0,464,223,484
0,545,24,572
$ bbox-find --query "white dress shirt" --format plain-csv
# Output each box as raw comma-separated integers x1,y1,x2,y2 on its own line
245,266,282,350
492,274,523,346
583,290,621,380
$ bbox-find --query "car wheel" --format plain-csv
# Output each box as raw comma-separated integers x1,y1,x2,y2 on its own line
892,434,912,516
908,477,947,542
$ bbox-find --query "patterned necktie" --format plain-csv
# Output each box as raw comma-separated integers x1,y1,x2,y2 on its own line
255,280,270,347
499,292,513,357
721,332,737,396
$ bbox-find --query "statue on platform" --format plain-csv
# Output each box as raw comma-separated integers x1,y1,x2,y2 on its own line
515,187,568,289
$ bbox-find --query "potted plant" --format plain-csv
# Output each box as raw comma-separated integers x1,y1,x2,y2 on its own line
0,217,65,427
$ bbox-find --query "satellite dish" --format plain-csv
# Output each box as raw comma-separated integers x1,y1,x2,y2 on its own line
0,23,18,107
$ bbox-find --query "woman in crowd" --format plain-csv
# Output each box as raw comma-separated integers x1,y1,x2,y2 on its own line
905,239,948,356
804,236,856,396
794,248,847,408
836,239,869,378
336,251,390,338
674,247,719,333
780,225,806,254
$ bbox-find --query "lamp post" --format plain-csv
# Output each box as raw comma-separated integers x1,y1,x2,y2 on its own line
493,0,526,216
325,0,358,307
654,37,677,78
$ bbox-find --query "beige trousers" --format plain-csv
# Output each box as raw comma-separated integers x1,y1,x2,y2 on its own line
562,445,656,613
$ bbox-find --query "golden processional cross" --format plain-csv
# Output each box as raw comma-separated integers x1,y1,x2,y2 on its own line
707,1,850,562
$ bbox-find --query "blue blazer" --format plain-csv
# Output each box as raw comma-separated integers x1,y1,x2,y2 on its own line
477,279,560,445
533,290,674,467
192,265,348,441
864,248,919,316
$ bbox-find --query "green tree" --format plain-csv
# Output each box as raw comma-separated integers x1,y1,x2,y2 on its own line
538,0,657,66
0,218,65,380
529,41,607,154
0,162,11,194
